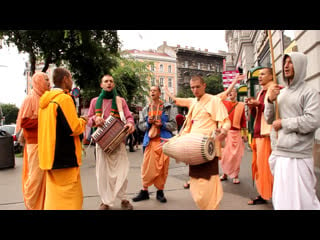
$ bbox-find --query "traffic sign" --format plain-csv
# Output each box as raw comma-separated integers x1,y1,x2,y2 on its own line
71,87,80,98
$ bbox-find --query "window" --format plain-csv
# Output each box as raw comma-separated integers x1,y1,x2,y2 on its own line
168,65,172,73
258,48,271,68
151,78,155,86
198,63,201,70
185,61,188,68
160,77,164,86
168,78,172,88
160,64,163,72
208,64,210,70
150,64,155,71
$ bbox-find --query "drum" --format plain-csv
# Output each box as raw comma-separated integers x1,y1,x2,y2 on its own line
162,133,215,165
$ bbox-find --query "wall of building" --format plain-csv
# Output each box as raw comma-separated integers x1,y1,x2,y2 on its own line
150,60,176,102
175,49,225,92
123,49,177,103
294,30,320,91
293,30,320,168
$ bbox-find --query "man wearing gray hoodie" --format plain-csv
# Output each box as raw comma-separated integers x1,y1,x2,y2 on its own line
265,52,320,210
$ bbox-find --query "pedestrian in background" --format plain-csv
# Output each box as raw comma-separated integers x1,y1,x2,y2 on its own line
265,52,320,210
220,87,247,184
133,111,141,150
175,111,185,132
87,74,135,210
245,67,275,205
132,86,176,203
16,72,51,210
126,111,136,152
38,67,87,210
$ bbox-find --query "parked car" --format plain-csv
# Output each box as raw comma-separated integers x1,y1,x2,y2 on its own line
0,124,23,153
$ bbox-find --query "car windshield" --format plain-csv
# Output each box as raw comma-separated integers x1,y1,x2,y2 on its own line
0,125,15,135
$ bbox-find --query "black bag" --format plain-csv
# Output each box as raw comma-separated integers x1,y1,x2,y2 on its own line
0,130,15,169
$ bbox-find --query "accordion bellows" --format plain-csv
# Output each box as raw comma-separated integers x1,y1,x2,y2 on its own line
91,115,129,154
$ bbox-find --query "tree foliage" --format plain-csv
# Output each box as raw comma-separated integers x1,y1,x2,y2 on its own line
0,103,19,124
111,57,152,108
1,31,118,83
177,74,224,97
0,30,121,107
63,30,120,89
80,57,153,109
204,74,224,95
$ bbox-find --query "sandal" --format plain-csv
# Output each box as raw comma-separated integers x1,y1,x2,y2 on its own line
220,174,228,181
248,196,267,205
233,178,240,184
121,200,133,210
98,203,110,210
183,181,190,189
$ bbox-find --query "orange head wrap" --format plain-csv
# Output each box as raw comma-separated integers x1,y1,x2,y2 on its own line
16,72,50,133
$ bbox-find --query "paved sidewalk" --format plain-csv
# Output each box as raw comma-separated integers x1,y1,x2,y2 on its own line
0,144,276,210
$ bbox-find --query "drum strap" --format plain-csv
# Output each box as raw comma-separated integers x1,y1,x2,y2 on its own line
228,102,239,115
179,99,220,136
177,102,196,136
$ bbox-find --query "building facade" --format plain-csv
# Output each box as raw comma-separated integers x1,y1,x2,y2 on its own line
157,41,226,94
122,49,177,102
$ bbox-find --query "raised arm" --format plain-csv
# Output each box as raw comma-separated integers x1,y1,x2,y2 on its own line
217,73,245,100
164,84,193,108
164,84,177,103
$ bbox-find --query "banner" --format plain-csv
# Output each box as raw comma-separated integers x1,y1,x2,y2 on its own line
222,70,239,87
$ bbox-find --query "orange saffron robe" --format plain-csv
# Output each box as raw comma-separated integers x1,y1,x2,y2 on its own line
16,72,49,210
220,101,246,178
175,93,230,210
250,87,274,200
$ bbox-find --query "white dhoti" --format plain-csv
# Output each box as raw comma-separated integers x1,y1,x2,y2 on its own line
96,142,129,206
269,154,320,210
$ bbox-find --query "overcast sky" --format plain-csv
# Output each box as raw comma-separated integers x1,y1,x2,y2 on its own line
0,45,28,108
117,30,228,53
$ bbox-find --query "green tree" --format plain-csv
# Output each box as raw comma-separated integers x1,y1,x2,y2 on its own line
176,74,224,97
204,74,224,95
63,30,120,90
111,57,152,108
0,30,120,109
0,103,19,124
0,30,119,86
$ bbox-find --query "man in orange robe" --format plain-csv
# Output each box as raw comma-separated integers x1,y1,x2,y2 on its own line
246,67,275,205
165,75,231,210
16,72,51,210
132,86,177,203
220,88,247,184
38,68,87,210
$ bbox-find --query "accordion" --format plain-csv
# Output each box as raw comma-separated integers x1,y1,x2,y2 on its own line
91,115,129,154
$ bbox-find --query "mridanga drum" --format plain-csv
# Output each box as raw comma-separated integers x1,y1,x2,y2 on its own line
162,133,215,165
